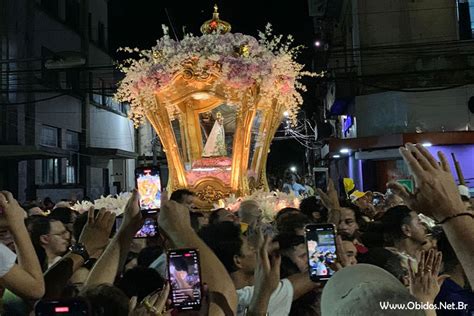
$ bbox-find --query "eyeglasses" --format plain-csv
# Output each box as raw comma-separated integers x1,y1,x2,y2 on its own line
49,230,69,237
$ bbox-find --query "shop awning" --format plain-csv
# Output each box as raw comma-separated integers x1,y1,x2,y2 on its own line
328,131,474,155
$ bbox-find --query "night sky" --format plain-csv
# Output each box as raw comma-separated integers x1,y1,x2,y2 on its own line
109,0,315,176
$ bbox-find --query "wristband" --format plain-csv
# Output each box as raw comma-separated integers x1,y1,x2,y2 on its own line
436,212,474,225
69,243,90,262
84,258,98,270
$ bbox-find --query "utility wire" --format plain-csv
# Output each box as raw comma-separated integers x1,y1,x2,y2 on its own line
0,93,69,105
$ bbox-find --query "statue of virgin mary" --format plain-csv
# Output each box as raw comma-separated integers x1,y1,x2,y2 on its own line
202,112,227,157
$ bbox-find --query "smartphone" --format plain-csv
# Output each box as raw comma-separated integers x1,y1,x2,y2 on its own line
115,210,159,238
167,248,202,311
135,167,162,211
35,298,89,315
305,224,337,282
313,168,328,192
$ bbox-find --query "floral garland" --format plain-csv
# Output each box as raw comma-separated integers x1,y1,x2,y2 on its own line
71,192,132,215
115,24,319,126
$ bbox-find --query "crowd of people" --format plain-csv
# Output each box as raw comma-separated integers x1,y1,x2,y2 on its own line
0,143,473,315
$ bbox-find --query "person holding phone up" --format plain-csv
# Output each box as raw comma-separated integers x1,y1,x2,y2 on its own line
0,191,45,300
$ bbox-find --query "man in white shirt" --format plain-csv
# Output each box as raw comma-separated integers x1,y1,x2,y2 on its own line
282,175,307,197
29,217,70,269
199,222,319,316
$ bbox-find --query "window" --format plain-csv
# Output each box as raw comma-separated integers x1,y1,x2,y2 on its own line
40,125,59,147
65,131,80,150
66,157,77,184
42,159,60,184
470,2,474,34
98,22,105,49
457,0,474,39
0,108,17,145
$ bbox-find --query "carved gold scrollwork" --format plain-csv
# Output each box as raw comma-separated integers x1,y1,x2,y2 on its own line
182,68,194,80
195,185,229,203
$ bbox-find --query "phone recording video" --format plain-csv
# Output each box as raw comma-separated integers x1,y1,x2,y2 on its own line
115,211,159,238
167,248,202,311
313,168,328,192
35,298,89,315
305,224,337,282
135,167,162,211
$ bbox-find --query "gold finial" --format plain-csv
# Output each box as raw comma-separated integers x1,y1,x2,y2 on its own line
234,44,250,57
200,4,232,34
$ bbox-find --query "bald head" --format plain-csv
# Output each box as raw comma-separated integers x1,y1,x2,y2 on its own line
238,200,261,226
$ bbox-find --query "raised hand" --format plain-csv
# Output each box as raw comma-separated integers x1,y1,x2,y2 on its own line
79,207,115,256
408,249,448,304
121,190,143,234
329,235,351,272
158,199,192,237
255,228,281,292
129,283,171,316
248,227,281,315
0,191,27,230
387,143,466,221
316,179,340,211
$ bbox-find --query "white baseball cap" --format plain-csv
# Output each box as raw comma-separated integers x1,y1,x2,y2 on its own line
321,264,424,316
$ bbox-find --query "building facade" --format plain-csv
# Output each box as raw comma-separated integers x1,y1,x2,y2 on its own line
317,0,474,193
0,0,137,202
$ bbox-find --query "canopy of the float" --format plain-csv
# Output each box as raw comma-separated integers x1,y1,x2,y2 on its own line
115,6,317,208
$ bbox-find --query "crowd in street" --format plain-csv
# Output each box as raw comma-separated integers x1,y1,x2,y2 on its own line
0,143,473,315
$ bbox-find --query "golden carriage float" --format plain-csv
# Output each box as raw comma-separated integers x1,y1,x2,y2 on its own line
116,5,319,208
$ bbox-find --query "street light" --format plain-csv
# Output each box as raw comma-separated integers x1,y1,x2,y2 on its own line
290,166,297,172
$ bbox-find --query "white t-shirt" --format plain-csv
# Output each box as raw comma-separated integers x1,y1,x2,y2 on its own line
0,243,17,277
236,278,294,316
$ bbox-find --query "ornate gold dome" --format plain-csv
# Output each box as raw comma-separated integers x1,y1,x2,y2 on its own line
200,4,231,34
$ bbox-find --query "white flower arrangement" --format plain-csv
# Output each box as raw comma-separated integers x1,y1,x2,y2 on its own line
71,192,132,215
115,24,320,126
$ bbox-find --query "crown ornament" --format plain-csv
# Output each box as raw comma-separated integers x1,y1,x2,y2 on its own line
200,4,232,34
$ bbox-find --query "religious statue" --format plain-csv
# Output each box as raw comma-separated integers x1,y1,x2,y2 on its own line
202,112,227,157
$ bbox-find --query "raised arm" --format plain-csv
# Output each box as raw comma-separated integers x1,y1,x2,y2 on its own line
0,191,45,299
83,191,142,289
247,232,281,316
387,143,474,285
316,179,341,225
159,198,237,316
43,207,115,299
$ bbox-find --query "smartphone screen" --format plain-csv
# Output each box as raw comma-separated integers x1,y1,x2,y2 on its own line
313,168,328,192
115,211,159,238
35,299,89,315
135,167,162,211
167,248,202,310
305,224,337,282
